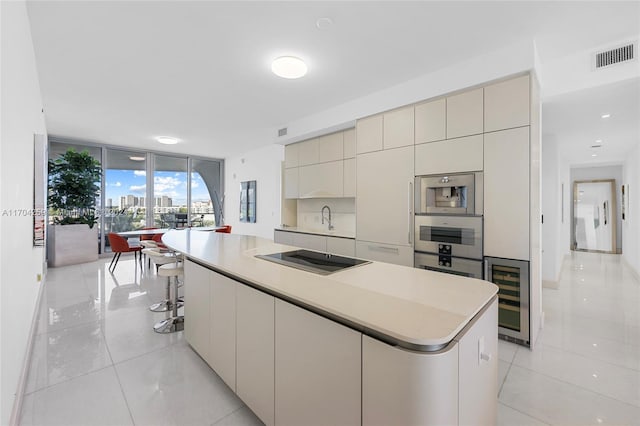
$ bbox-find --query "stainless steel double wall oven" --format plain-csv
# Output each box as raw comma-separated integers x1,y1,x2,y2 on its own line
414,172,484,279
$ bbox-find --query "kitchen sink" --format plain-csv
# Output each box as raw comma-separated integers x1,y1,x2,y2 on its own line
255,249,370,275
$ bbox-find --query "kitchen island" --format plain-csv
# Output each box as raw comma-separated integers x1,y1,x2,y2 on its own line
163,229,499,426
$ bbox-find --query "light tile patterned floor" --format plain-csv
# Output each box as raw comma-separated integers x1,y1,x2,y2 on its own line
19,251,640,425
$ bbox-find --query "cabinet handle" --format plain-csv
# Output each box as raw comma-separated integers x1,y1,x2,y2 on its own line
368,245,399,254
484,259,489,280
408,181,413,244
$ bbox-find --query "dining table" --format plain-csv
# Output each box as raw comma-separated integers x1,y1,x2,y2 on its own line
116,226,224,238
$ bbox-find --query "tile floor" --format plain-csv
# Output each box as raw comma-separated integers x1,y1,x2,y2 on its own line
19,251,640,425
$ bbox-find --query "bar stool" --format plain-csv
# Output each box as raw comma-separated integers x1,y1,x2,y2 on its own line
153,261,184,334
144,249,183,312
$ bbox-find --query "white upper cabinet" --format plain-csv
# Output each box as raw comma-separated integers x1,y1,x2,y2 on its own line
447,88,484,138
484,74,530,132
415,98,446,144
383,106,414,149
415,134,483,176
343,128,356,158
356,114,383,154
298,138,320,166
318,132,344,163
284,168,298,199
299,161,344,198
284,143,298,168
343,158,356,198
484,126,530,260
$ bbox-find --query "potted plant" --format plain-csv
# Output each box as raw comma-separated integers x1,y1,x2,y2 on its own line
47,148,102,267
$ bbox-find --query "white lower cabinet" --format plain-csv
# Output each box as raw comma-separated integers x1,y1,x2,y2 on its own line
184,260,211,361
292,232,326,252
275,300,361,426
362,335,459,425
236,285,275,426
273,230,295,246
355,240,413,267
326,236,355,257
210,271,236,390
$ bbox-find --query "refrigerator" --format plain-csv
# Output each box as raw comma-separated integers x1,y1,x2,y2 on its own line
485,257,530,347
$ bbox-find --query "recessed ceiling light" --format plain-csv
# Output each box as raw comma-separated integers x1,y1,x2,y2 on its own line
316,17,333,30
592,154,597,157
601,113,611,119
129,156,145,161
156,136,179,145
272,56,307,79
595,139,602,143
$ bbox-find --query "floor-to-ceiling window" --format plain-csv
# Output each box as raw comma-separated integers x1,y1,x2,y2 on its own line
48,138,223,256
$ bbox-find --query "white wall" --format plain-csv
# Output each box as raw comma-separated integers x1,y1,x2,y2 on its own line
570,165,623,252
0,1,48,423
622,143,640,277
541,136,560,282
224,144,283,239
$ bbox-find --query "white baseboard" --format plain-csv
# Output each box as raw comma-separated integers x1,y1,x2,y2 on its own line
9,275,45,426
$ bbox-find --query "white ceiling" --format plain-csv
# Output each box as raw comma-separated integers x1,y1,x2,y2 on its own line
26,1,640,159
543,77,640,166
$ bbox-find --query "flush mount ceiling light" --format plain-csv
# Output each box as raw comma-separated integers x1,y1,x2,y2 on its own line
272,56,307,79
592,153,598,157
156,136,179,145
129,156,145,161
316,17,333,30
601,113,611,119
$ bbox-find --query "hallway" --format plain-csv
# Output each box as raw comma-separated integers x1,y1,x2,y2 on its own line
18,252,640,425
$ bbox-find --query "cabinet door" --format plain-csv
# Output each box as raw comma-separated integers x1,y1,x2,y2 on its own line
237,285,275,426
299,161,343,198
383,106,414,149
298,138,319,166
356,146,414,246
447,88,483,138
415,134,483,175
275,300,361,426
362,335,458,426
183,260,211,362
484,74,530,132
415,98,446,144
284,144,298,168
356,114,383,154
343,158,356,197
326,237,355,257
292,232,326,252
454,298,498,426
343,128,356,158
274,230,295,246
484,126,530,260
355,241,414,267
283,168,298,199
318,132,343,163
210,271,237,390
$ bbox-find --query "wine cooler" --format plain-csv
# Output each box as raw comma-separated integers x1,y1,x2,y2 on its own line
485,257,530,346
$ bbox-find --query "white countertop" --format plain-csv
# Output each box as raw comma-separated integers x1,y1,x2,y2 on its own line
163,229,497,350
275,226,355,239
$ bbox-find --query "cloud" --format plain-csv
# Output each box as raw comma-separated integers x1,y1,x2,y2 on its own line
107,182,122,187
154,176,181,192
134,170,146,177
191,181,199,188
129,184,146,193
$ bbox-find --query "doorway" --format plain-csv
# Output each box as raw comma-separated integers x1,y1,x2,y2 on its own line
573,179,617,253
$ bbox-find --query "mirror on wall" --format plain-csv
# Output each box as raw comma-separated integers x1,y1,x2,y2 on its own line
573,180,617,253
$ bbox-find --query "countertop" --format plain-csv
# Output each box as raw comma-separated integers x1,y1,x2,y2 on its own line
163,229,497,351
275,226,355,239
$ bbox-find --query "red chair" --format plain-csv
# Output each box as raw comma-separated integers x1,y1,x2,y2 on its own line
108,233,142,272
152,232,167,248
216,225,232,233
140,227,158,241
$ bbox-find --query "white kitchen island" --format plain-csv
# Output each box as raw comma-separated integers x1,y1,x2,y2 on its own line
163,229,499,426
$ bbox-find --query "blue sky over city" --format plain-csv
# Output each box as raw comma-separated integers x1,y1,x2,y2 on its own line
105,170,212,206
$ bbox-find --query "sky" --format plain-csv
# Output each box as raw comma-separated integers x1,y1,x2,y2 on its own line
104,169,212,206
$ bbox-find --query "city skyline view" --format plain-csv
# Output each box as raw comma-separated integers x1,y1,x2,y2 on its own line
105,169,213,207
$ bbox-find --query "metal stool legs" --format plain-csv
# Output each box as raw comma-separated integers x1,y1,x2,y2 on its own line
153,274,184,333
149,276,184,312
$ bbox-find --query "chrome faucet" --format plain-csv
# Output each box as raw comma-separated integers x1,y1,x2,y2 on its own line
321,205,334,230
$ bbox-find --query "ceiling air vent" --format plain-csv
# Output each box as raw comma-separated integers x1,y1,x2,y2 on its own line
594,42,636,69
278,127,288,137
